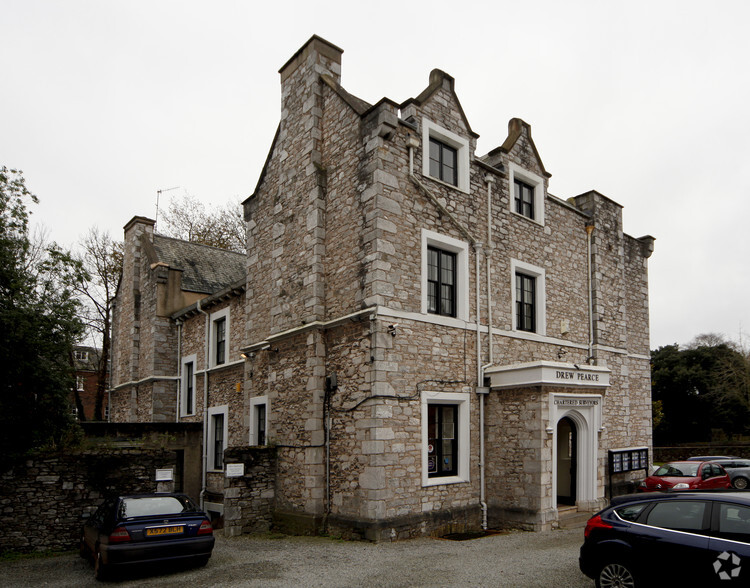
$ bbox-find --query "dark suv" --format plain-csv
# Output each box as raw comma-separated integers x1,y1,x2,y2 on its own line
580,492,750,586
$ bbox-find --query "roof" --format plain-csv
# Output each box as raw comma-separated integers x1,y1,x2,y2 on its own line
151,235,246,294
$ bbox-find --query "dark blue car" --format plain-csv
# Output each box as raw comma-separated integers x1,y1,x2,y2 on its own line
80,493,215,580
580,491,750,587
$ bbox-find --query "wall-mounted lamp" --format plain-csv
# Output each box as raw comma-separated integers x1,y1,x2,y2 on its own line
388,324,398,337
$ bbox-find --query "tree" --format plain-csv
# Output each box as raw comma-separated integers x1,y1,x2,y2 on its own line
72,228,123,421
651,337,750,444
159,194,245,253
0,167,84,469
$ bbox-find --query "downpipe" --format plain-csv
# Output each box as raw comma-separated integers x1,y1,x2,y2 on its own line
197,299,210,510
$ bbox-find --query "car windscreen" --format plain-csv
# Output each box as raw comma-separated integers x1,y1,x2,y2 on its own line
119,496,195,519
654,463,699,477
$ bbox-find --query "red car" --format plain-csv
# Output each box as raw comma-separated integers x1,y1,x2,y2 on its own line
638,460,731,492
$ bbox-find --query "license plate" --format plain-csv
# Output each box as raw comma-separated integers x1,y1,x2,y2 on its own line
145,525,184,537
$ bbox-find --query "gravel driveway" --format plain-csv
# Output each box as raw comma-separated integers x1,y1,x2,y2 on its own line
1,528,593,587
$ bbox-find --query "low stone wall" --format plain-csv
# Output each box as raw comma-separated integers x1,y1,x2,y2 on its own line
223,446,277,537
654,445,750,462
0,448,175,553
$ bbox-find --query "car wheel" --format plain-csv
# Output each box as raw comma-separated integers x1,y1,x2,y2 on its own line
596,561,638,588
733,477,749,490
94,548,108,581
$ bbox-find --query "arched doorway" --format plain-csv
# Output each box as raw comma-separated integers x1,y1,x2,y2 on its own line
556,417,577,505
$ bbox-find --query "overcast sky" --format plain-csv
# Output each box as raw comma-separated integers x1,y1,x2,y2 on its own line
3,0,749,350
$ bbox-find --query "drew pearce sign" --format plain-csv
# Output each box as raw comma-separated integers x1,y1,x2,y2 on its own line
485,361,611,390
554,370,601,384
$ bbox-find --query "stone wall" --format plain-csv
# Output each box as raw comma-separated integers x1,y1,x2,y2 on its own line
0,448,175,553
222,446,277,536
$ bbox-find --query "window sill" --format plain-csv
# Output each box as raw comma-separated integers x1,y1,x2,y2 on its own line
510,210,544,227
423,475,468,487
424,174,468,195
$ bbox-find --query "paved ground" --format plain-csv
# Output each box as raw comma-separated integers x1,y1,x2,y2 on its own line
1,528,593,587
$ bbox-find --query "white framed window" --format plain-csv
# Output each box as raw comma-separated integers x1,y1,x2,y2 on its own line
76,375,85,392
181,354,197,416
207,405,228,471
421,229,469,323
209,307,230,368
249,396,268,446
510,259,546,336
74,349,89,361
421,391,470,487
508,162,545,225
422,118,470,193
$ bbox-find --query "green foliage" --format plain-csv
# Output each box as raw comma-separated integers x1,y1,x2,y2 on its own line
0,167,85,470
651,338,750,444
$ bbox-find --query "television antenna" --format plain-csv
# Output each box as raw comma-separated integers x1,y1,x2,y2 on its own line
155,186,181,228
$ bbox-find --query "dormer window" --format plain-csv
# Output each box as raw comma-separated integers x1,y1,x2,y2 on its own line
508,162,545,225
514,179,535,220
422,118,470,193
429,139,457,186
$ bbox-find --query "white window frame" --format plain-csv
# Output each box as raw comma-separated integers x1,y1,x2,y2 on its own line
249,396,269,446
421,391,470,487
76,375,85,392
508,162,545,225
422,118,470,194
209,307,230,368
207,405,228,471
511,259,546,336
181,354,197,416
421,229,469,323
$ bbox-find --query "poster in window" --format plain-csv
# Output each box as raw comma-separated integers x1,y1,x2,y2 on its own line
622,452,630,471
612,454,622,473
442,423,455,440
428,456,437,473
631,451,640,470
640,450,648,465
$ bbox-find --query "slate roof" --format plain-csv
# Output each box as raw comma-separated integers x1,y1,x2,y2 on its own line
151,235,246,294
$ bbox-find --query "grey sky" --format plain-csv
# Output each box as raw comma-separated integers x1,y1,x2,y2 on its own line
3,0,749,350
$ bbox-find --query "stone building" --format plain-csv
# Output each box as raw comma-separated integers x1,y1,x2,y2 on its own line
110,35,655,538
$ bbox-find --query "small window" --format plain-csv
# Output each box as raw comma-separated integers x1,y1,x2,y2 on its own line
645,501,707,532
213,413,224,470
428,404,457,478
185,362,194,415
256,404,266,446
76,375,85,392
250,396,268,446
427,246,457,317
215,318,226,365
429,138,457,186
74,349,89,361
516,273,536,332
514,179,535,219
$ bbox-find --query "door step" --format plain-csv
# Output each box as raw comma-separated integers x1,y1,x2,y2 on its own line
557,505,593,529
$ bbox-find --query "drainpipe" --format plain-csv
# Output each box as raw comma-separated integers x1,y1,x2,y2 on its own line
175,319,183,423
196,299,210,510
485,175,495,365
478,175,499,531
408,138,487,528
585,224,595,364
